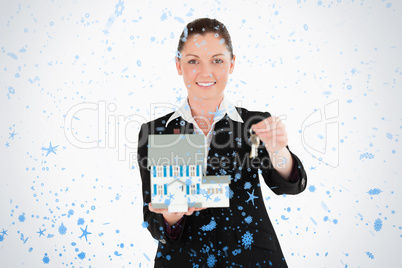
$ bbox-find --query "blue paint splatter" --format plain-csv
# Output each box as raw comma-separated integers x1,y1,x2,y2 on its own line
303,24,308,31
68,209,74,217
225,186,234,199
366,251,375,259
374,219,382,232
367,188,382,195
0,235,4,242
114,251,122,256
7,53,18,60
201,219,217,231
18,213,26,222
308,185,316,192
77,218,85,225
141,221,149,228
244,216,252,224
115,0,124,17
42,253,50,264
161,12,168,21
58,223,67,235
360,152,374,160
78,252,86,260
244,182,251,189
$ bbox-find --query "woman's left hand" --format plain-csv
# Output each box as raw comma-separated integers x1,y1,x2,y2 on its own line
251,116,288,153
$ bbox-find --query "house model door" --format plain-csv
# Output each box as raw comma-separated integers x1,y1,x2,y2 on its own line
167,180,188,212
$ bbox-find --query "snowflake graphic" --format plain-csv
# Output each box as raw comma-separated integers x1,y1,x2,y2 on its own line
366,251,375,259
374,218,382,232
115,0,124,17
58,223,67,235
18,213,26,222
241,231,253,250
367,188,382,195
359,152,374,160
225,186,234,199
77,218,85,225
206,254,217,267
78,252,86,260
201,219,217,232
244,216,253,224
214,196,221,203
386,132,393,140
244,182,251,190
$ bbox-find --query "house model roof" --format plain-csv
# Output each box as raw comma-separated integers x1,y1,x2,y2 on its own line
147,134,205,168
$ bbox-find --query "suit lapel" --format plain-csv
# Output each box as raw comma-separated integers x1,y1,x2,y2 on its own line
165,117,194,134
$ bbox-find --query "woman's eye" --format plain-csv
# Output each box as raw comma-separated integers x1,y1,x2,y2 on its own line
188,60,198,64
213,58,223,63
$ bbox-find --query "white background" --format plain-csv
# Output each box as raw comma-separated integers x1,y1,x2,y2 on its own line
0,0,401,267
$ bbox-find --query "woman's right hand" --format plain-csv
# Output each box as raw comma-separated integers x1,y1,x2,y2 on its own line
148,203,207,226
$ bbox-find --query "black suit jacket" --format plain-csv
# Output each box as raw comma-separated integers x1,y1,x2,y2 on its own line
137,107,307,268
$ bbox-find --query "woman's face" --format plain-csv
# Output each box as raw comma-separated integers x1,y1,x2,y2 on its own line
176,32,235,102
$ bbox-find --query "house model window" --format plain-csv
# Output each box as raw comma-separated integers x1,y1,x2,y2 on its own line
173,166,179,177
157,185,163,196
190,165,196,177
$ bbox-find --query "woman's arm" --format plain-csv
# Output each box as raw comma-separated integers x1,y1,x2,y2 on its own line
251,114,307,195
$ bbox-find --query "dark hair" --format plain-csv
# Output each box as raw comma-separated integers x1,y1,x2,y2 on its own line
177,18,234,59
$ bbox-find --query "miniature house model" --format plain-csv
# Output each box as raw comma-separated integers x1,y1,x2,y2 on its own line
147,134,230,212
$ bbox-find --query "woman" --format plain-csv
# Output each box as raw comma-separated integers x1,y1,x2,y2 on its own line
137,18,307,268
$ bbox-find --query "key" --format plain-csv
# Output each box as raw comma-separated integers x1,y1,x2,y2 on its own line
249,129,260,159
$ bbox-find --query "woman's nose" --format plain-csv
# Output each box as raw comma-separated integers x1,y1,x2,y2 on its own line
198,64,213,78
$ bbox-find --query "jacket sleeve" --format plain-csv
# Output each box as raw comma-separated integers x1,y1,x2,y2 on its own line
255,113,308,195
137,123,188,245
260,146,307,195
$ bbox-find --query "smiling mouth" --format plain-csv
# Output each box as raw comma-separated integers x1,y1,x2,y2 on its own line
196,82,216,87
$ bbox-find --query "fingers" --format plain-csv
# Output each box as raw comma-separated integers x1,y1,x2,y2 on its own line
253,128,286,135
252,117,285,131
